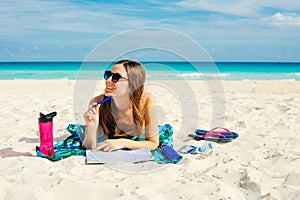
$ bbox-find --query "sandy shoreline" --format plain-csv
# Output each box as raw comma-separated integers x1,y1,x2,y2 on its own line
0,80,299,199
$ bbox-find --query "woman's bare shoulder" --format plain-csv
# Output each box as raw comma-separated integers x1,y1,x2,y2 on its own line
141,92,156,107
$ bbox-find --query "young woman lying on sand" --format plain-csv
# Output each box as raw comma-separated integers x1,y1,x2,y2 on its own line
83,60,159,152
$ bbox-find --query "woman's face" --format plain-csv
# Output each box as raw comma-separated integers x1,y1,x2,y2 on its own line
104,64,130,97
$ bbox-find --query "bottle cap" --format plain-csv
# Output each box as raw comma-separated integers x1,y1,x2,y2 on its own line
38,112,57,122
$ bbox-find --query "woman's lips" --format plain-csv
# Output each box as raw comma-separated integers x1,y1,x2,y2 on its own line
106,86,114,92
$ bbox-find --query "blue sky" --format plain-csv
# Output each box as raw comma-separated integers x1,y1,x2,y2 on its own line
1,0,300,62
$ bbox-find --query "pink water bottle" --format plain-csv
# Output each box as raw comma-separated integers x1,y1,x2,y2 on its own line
38,112,57,157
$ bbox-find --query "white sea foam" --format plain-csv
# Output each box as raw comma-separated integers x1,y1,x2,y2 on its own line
241,79,296,81
203,73,230,77
176,72,203,77
291,73,300,76
176,73,230,78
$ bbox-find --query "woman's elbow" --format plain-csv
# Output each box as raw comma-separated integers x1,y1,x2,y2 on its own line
82,141,89,150
82,139,96,150
149,141,159,150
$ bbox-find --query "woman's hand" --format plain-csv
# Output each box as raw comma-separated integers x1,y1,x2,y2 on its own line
82,103,101,149
84,103,100,129
93,139,126,152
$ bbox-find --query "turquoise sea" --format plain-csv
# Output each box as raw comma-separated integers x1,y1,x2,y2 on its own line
0,62,299,80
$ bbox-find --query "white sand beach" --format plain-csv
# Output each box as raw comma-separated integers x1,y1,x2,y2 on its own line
0,80,299,200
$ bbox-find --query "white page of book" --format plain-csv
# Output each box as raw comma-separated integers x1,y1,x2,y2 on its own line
86,148,154,164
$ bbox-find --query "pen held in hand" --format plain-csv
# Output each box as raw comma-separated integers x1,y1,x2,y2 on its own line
92,96,112,108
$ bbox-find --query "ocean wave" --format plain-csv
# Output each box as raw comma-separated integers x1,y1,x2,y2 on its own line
175,72,202,77
146,72,231,80
13,77,72,81
241,79,297,81
289,73,300,76
176,73,230,78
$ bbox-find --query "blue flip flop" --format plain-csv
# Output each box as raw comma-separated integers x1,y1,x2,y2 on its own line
195,127,239,139
188,133,233,143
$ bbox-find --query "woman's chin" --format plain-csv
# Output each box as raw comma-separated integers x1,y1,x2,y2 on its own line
105,92,113,96
105,89,115,96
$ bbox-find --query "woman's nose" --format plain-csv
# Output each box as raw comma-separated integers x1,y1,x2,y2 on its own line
106,75,113,83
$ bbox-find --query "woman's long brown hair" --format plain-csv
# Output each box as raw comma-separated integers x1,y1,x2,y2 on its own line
98,60,146,139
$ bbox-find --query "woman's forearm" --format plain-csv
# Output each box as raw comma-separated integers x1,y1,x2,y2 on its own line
123,139,159,150
82,126,98,150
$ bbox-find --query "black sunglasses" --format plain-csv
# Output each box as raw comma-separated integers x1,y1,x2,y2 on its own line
104,70,128,83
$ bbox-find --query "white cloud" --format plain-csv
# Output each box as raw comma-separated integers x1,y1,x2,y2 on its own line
263,12,300,27
0,0,154,36
175,0,300,17
176,0,255,16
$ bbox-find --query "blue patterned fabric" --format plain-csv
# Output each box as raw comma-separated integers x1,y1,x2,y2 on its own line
150,124,182,164
36,124,181,164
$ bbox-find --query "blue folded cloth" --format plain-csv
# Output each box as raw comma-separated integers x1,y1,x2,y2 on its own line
151,124,182,164
36,123,182,164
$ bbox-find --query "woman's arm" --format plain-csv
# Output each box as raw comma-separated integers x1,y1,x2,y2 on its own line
82,96,104,150
96,138,158,152
142,93,159,149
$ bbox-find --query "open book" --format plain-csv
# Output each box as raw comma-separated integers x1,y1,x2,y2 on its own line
86,148,154,164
